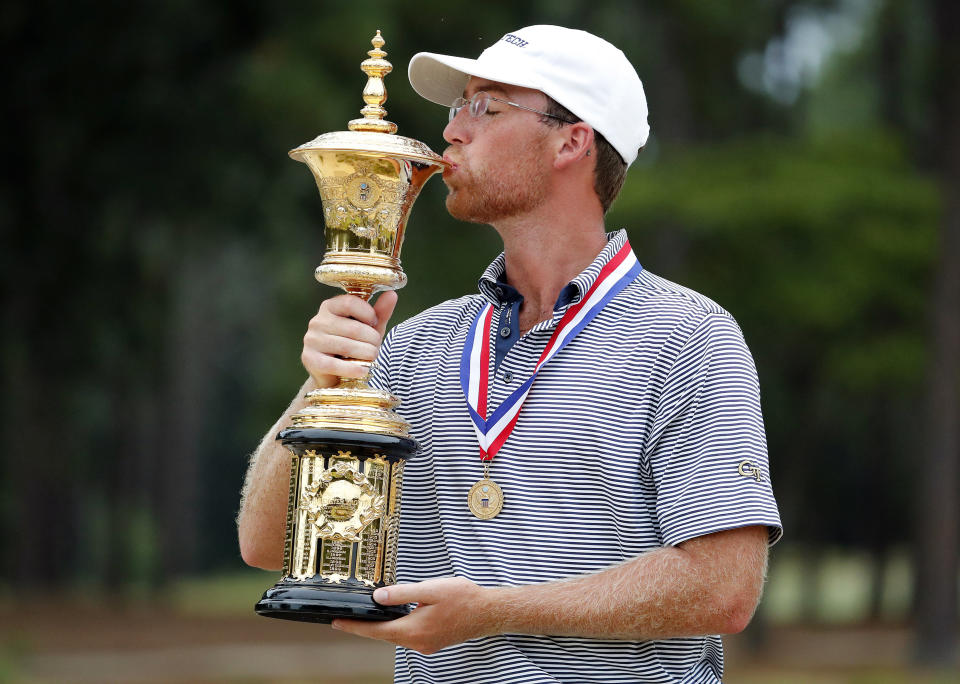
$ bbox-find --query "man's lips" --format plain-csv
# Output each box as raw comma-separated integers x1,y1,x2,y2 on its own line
442,153,459,176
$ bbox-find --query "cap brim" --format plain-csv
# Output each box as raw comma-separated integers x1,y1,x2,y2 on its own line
408,52,543,107
408,53,477,107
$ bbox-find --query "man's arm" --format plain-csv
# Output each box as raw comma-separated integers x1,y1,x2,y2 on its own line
237,377,313,570
333,525,769,654
237,292,398,570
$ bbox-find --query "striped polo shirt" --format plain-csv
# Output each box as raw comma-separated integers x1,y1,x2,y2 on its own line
370,230,782,683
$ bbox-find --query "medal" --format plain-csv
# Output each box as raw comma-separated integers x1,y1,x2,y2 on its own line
468,464,503,519
460,241,642,519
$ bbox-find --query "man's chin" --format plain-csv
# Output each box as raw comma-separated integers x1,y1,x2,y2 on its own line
444,193,482,224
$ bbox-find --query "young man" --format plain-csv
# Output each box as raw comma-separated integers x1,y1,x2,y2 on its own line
239,25,782,683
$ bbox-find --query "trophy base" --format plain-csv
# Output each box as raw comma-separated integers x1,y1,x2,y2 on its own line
255,582,411,623
255,428,418,625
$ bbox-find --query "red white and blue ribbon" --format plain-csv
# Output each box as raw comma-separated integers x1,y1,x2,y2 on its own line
460,241,643,460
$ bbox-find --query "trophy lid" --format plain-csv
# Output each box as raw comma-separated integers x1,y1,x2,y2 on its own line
289,31,446,167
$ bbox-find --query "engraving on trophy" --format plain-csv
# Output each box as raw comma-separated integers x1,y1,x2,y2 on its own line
355,516,382,586
301,460,385,543
388,460,404,515
355,455,389,585
383,460,405,585
320,540,352,584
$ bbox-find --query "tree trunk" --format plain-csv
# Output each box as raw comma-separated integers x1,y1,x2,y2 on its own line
914,0,960,666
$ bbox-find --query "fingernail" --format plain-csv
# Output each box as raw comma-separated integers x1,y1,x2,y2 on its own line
373,588,388,602
331,620,341,630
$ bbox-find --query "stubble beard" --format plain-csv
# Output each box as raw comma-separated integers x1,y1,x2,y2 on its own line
444,139,551,225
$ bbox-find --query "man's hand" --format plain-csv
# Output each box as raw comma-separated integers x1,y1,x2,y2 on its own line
302,291,398,388
332,577,499,655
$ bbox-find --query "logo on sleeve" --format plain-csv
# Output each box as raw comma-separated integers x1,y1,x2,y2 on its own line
501,34,529,48
738,460,766,482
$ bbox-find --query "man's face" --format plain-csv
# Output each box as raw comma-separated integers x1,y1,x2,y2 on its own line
440,77,555,224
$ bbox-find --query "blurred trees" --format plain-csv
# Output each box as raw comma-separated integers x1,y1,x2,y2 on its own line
1,0,955,663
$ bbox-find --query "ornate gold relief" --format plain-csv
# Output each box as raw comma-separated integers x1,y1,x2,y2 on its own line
291,452,325,581
281,455,300,576
300,460,385,543
319,159,403,246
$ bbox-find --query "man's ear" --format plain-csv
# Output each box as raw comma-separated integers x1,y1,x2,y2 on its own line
554,122,595,170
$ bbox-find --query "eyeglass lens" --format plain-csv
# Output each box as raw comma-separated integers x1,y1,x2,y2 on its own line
449,92,490,122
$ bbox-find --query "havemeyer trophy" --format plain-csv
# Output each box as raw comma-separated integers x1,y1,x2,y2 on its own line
255,31,445,623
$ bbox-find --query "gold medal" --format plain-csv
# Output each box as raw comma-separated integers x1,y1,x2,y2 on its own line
468,477,503,519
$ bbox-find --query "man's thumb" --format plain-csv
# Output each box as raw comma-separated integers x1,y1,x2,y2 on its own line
372,291,398,337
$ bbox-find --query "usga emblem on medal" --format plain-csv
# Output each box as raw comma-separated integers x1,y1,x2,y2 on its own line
468,478,504,519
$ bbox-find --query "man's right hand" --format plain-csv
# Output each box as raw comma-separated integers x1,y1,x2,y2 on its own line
301,291,398,389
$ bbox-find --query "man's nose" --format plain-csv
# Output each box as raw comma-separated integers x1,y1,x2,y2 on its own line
443,109,470,145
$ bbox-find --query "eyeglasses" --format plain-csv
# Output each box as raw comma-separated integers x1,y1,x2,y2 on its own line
448,91,577,124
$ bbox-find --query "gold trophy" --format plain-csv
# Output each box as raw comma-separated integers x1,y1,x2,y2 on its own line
255,31,445,623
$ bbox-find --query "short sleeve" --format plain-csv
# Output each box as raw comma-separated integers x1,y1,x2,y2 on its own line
645,312,782,547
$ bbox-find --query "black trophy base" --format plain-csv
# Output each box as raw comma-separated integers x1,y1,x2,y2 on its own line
255,580,411,624
257,428,419,625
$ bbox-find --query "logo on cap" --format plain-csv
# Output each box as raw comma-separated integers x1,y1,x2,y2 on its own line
501,34,529,48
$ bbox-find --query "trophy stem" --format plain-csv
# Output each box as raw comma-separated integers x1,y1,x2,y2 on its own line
345,285,375,301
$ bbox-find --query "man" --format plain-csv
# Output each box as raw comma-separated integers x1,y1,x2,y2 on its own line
239,25,782,683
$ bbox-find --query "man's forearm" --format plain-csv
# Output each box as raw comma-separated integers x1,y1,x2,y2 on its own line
237,377,315,570
334,526,769,652
489,525,768,640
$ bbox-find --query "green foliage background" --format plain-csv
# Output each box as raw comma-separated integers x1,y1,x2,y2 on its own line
0,0,946,621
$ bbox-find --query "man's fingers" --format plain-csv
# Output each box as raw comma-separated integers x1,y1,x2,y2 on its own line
317,315,384,348
302,348,370,381
373,581,440,606
331,617,400,641
372,291,398,338
303,330,380,362
324,294,379,328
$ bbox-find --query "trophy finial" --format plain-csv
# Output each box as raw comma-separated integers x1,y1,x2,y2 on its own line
348,30,399,134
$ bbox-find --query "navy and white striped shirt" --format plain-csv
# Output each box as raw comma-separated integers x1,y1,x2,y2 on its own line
371,230,782,683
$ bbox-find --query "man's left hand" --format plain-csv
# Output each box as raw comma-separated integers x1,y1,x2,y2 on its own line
332,577,499,655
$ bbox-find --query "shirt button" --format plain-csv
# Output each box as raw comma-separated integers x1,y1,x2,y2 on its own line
495,287,505,297
499,326,511,338
502,371,514,383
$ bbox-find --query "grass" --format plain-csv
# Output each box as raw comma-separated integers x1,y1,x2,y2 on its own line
3,549,956,683
726,669,959,684
166,568,279,615
761,545,915,623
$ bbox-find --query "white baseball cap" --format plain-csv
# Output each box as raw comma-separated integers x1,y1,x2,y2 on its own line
408,25,649,165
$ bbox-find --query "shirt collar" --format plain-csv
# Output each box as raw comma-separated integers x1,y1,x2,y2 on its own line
477,229,629,312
